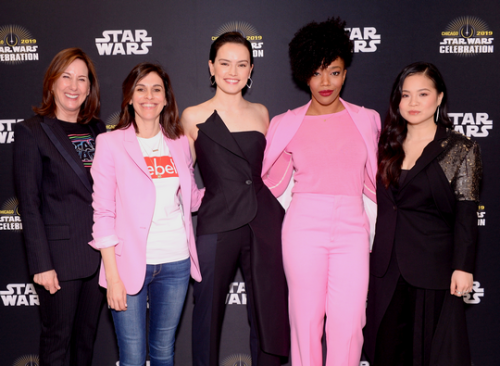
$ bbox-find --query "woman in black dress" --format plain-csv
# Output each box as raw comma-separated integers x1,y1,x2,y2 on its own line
181,32,289,366
364,62,482,366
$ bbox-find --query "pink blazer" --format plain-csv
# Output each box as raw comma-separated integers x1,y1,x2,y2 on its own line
89,125,204,294
261,99,381,245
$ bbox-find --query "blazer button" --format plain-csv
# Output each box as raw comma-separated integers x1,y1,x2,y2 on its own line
393,205,397,211
245,180,252,185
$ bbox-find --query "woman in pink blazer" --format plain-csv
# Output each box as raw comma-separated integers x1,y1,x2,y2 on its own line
89,63,203,366
262,18,380,366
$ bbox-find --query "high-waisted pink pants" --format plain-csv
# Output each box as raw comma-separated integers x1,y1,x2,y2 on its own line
282,193,370,366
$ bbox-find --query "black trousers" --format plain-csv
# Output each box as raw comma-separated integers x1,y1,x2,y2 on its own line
37,268,104,366
192,225,281,366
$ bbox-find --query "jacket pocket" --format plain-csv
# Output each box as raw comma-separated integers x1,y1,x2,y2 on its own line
45,225,70,241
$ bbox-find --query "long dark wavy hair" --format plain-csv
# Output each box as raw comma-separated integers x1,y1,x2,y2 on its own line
115,62,182,139
378,62,452,188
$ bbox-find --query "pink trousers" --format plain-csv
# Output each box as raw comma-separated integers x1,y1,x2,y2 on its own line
282,193,370,366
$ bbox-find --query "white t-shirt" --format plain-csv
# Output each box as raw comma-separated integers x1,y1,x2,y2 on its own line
137,131,189,264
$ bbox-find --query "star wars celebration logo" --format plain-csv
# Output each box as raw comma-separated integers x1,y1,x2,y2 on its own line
226,281,246,305
477,204,486,226
0,283,39,306
449,112,493,138
345,27,381,53
95,29,152,56
221,353,252,366
105,111,120,131
12,354,39,366
0,118,22,144
212,22,264,58
440,16,494,56
0,197,22,231
0,25,39,64
463,281,484,304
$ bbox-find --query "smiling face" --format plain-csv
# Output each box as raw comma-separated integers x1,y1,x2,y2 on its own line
129,72,167,126
307,58,346,114
52,58,90,122
399,73,443,127
209,42,253,94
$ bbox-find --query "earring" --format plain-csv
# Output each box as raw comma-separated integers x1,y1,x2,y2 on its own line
435,105,440,123
210,75,216,86
246,77,253,89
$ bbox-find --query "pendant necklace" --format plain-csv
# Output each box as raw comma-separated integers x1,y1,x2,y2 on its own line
137,131,163,178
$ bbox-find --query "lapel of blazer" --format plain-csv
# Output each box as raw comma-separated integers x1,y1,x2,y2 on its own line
262,101,311,174
41,116,92,192
122,125,151,179
164,135,189,197
340,98,377,192
196,110,246,160
400,125,448,191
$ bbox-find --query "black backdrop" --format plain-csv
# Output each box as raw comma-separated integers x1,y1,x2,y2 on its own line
1,1,499,365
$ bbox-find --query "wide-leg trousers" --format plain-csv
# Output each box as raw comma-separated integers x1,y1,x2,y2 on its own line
192,225,281,366
282,193,369,366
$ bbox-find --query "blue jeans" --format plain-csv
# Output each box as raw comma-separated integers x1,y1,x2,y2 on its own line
112,258,190,366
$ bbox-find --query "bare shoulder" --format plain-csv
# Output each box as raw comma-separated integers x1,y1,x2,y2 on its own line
181,102,215,138
251,102,269,121
248,102,269,133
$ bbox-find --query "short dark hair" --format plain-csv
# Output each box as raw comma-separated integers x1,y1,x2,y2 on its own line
33,48,100,124
115,62,182,139
289,17,353,88
209,31,253,65
378,62,451,187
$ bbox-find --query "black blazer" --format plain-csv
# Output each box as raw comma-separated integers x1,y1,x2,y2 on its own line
194,111,259,235
370,126,482,289
14,115,106,281
194,111,290,356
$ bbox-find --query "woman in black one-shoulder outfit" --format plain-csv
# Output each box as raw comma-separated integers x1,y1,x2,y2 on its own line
181,32,289,366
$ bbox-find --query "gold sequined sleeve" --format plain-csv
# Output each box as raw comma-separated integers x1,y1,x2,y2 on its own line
452,141,482,202
438,134,482,202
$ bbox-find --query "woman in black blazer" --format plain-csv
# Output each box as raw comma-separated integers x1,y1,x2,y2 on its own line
364,62,482,366
13,48,105,366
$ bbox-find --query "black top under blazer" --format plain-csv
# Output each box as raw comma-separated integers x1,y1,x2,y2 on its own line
370,125,482,289
14,115,106,281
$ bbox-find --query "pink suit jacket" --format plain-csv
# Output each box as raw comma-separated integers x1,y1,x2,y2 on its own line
261,99,381,244
89,125,204,295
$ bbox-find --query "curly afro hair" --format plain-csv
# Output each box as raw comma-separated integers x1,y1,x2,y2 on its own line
289,17,353,88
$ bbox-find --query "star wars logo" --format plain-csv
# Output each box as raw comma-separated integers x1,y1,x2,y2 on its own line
212,21,265,58
13,354,39,366
463,281,484,304
0,25,39,64
0,283,39,306
95,30,152,56
0,119,22,144
477,205,485,227
0,197,23,231
440,16,494,56
449,112,492,137
221,353,252,366
226,281,246,305
346,27,381,53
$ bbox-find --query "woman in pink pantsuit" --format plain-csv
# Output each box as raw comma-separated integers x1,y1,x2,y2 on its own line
262,17,380,366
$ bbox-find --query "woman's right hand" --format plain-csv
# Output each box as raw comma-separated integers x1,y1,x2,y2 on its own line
106,277,128,311
34,269,61,294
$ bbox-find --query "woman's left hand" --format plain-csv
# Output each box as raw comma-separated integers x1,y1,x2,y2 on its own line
450,270,473,297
